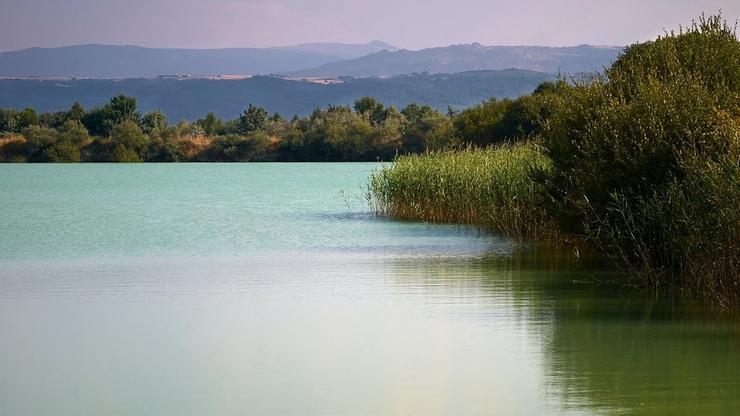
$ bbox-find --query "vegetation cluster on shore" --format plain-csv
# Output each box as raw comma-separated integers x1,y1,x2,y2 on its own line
370,15,739,306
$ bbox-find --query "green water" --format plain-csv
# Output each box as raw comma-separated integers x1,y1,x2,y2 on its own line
0,163,737,415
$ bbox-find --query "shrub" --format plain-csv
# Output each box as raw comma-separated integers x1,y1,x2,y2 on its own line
541,14,739,301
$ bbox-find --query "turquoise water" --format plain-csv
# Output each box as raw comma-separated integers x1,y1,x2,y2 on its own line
0,163,738,415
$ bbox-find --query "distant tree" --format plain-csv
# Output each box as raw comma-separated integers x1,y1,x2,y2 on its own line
496,93,560,140
238,104,269,134
453,98,511,146
17,108,39,130
354,97,388,125
533,80,568,95
207,133,271,162
195,112,224,136
109,145,143,163
67,102,86,122
58,120,89,145
141,110,167,133
43,141,81,163
107,95,139,125
22,125,58,160
401,104,453,152
39,111,70,129
109,120,148,162
0,109,19,133
83,95,140,136
174,120,205,138
82,108,107,136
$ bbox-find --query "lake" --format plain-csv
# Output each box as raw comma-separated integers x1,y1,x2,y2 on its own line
0,163,738,415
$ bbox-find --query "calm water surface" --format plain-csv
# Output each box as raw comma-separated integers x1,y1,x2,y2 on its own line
0,163,738,415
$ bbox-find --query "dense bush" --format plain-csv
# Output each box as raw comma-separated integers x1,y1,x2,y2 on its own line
541,15,739,302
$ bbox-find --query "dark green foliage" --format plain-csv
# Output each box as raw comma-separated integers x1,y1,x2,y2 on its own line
354,97,389,125
452,98,511,146
400,104,454,152
22,125,58,161
68,102,86,122
58,120,89,145
0,109,19,133
17,108,39,130
83,95,141,135
606,14,739,107
238,105,269,135
452,81,569,145
141,110,167,134
109,120,149,162
533,80,569,95
195,112,224,136
43,140,81,163
540,15,739,302
203,133,272,162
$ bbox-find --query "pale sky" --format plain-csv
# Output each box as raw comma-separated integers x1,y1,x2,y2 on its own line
0,0,738,52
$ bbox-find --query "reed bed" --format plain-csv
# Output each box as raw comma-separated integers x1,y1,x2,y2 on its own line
369,143,556,239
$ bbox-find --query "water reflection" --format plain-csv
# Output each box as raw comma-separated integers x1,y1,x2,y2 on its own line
384,247,740,415
1,245,738,415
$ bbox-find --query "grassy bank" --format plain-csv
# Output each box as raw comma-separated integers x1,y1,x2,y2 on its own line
369,143,556,239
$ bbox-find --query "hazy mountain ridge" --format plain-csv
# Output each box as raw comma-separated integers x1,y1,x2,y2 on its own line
0,42,620,79
289,43,624,77
0,69,554,120
270,40,398,57
0,42,397,78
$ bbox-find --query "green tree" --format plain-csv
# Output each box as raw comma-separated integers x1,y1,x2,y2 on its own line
57,120,89,144
453,98,510,146
141,110,167,134
107,95,140,126
22,125,58,161
354,97,388,125
238,104,269,134
195,112,224,136
43,141,81,162
17,108,39,130
109,120,148,162
0,109,19,133
83,95,140,135
67,102,86,122
402,104,453,152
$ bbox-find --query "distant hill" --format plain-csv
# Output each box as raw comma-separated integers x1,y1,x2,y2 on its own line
289,44,624,77
271,40,397,58
0,42,397,78
0,69,554,120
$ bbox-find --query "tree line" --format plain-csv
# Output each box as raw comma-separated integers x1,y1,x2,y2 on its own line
0,82,564,162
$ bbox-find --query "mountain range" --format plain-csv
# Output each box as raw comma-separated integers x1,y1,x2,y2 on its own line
0,42,622,78
0,42,398,78
290,44,623,77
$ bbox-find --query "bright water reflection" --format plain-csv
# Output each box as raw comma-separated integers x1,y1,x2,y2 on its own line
0,163,738,415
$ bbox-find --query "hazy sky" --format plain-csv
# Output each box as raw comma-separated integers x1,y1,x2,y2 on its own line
1,0,738,51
